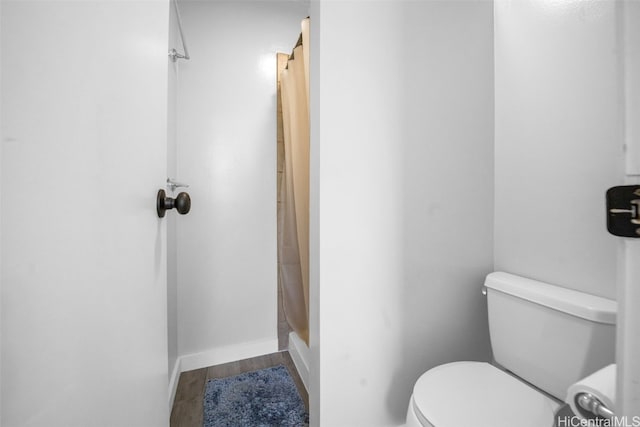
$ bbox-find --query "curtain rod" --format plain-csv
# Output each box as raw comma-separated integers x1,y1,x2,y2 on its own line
169,0,190,62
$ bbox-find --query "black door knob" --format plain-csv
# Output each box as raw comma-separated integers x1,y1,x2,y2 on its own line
157,189,191,217
174,192,191,214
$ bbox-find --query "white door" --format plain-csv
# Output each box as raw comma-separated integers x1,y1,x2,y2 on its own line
619,1,640,418
1,1,170,426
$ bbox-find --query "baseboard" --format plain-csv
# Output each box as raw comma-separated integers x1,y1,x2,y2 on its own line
287,331,309,392
168,357,181,409
178,338,279,373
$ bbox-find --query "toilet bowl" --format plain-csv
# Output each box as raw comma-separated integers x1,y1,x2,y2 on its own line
406,362,560,427
406,272,616,427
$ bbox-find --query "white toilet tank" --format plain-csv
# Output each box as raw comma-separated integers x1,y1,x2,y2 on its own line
485,272,616,400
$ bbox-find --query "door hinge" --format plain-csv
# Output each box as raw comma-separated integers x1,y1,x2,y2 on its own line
606,185,640,237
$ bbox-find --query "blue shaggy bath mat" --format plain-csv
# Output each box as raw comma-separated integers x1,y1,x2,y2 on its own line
203,365,309,427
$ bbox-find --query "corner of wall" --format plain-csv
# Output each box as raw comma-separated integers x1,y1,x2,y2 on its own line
168,356,181,409
0,0,4,421
307,1,320,425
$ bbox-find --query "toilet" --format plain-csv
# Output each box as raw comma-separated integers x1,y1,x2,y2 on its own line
406,272,617,427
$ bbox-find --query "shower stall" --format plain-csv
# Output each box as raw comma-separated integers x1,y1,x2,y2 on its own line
276,18,311,388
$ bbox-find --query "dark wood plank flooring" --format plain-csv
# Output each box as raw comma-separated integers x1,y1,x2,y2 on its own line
170,351,308,427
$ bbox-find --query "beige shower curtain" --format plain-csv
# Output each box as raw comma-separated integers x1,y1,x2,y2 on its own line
278,18,310,345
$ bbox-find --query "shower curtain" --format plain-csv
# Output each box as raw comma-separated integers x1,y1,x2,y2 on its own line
278,18,310,345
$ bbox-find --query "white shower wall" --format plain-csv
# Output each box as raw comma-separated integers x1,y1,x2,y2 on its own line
175,1,309,369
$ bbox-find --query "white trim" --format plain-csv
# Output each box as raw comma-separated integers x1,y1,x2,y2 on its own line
288,331,309,392
619,238,640,417
619,0,640,416
624,0,640,176
168,357,182,409
178,338,279,373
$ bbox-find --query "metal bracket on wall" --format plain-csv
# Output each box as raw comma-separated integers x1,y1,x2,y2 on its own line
166,178,189,193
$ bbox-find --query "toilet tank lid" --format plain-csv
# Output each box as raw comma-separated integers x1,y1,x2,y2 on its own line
485,272,617,325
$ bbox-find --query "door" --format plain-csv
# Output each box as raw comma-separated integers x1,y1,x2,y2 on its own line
1,1,170,425
619,0,640,417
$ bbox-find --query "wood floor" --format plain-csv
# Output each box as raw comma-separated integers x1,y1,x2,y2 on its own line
170,351,308,427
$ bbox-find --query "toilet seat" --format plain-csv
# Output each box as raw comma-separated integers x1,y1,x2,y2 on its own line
412,361,560,427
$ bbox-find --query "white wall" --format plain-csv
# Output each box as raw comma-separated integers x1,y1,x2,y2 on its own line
494,0,623,299
310,1,494,424
176,1,309,366
1,1,170,425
